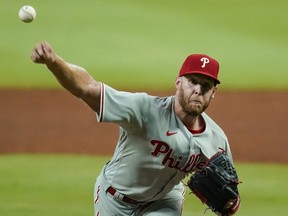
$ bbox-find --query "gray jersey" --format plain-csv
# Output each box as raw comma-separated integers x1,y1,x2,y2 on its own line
96,83,232,202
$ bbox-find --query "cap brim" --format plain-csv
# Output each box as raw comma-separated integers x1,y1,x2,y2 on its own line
180,71,221,84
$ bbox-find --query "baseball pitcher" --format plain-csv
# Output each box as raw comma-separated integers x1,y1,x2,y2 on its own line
31,42,240,216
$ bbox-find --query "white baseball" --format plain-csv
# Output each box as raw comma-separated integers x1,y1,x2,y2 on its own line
19,5,36,23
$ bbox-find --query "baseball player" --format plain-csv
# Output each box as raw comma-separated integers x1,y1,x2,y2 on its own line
31,42,235,216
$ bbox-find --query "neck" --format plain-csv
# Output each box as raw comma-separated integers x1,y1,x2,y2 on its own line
174,101,204,130
182,115,204,131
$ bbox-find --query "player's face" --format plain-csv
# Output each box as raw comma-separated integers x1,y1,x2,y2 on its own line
176,74,217,116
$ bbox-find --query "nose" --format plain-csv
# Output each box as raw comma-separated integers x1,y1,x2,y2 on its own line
192,84,202,95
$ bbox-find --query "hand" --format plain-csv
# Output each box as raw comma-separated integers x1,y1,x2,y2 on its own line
31,42,57,65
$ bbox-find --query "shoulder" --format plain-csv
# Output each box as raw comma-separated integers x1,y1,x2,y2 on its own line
151,95,174,109
202,112,227,140
195,113,231,159
104,84,173,108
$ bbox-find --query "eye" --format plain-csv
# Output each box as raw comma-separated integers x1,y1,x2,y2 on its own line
201,82,213,93
190,78,198,85
202,83,210,89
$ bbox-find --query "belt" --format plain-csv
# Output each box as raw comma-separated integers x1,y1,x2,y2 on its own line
107,186,139,205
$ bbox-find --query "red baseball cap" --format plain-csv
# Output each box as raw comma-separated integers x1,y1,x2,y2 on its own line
178,54,220,84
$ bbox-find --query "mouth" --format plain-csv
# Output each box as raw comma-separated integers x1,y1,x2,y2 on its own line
190,100,202,105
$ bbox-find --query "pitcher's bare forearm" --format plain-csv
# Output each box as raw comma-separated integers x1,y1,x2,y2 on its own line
47,57,101,112
31,42,101,113
45,56,94,97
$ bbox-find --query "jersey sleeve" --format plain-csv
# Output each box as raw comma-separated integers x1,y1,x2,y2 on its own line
96,83,149,132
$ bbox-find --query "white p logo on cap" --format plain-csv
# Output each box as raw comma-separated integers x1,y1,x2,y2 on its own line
201,57,210,68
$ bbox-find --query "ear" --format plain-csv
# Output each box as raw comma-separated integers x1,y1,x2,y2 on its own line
175,77,181,89
212,86,217,98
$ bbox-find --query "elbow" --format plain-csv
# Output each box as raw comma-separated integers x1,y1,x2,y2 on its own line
70,84,90,99
75,81,101,110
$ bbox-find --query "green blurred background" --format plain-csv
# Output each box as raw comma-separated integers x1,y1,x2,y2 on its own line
0,155,287,216
1,0,288,90
0,1,288,216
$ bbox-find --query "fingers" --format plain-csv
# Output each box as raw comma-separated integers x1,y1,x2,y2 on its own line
31,42,55,64
31,44,43,63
